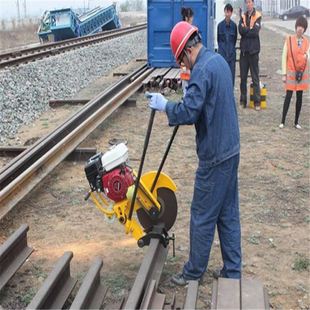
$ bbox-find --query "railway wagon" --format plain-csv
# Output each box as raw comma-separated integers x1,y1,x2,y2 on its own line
148,0,215,67
38,5,121,43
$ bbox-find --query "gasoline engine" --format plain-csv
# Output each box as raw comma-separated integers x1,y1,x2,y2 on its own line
85,143,134,203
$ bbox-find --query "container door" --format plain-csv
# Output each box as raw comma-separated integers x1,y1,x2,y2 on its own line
148,0,214,67
148,0,177,67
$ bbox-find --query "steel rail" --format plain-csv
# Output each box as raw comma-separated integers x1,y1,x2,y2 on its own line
70,257,107,309
124,238,168,309
27,251,77,309
0,24,147,69
0,224,33,291
0,64,153,220
140,279,166,309
0,146,97,161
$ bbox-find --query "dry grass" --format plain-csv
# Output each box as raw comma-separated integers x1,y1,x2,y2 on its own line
0,19,39,50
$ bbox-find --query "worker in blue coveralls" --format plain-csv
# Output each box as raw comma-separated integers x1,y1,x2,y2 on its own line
146,21,242,286
217,4,237,85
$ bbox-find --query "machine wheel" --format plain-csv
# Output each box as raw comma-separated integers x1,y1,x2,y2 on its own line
136,187,178,232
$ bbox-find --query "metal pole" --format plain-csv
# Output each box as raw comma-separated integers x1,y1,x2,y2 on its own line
23,0,27,18
16,0,20,22
150,125,179,193
128,109,156,221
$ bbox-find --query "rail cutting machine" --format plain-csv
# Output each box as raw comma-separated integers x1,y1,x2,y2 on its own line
84,109,179,247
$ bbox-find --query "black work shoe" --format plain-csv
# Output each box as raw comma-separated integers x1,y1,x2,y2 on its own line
171,273,189,286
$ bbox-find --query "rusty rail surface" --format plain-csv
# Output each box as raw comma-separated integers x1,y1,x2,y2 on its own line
124,238,199,309
48,99,90,108
125,238,168,309
0,24,147,69
0,146,97,161
27,251,77,309
70,257,106,309
140,279,166,309
0,64,152,220
0,224,33,291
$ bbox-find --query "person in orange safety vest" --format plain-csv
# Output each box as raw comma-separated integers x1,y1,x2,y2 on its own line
238,0,262,110
279,16,309,129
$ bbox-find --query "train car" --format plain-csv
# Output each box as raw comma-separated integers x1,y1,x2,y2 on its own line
37,11,54,42
147,0,215,68
38,4,121,43
48,8,80,41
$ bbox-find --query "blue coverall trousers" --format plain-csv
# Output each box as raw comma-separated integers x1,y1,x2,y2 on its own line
227,59,236,87
183,154,241,280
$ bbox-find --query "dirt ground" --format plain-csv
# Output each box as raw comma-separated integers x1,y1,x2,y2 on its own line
0,25,309,309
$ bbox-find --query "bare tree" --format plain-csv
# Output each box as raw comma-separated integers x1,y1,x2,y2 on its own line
1,20,6,31
12,18,16,30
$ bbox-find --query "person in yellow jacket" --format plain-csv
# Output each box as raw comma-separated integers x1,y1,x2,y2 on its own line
279,16,309,129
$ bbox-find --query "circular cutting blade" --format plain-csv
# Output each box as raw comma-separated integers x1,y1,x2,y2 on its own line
136,187,178,232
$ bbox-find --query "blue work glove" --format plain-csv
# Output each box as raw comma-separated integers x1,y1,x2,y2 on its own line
145,92,168,112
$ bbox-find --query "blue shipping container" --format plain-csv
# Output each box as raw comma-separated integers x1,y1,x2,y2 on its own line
148,0,215,68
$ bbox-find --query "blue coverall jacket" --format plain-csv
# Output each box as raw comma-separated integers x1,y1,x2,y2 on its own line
166,46,242,280
217,19,237,85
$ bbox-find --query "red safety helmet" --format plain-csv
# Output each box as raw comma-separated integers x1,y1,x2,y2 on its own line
170,21,199,61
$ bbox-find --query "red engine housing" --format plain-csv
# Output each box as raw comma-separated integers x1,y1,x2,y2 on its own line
102,166,134,202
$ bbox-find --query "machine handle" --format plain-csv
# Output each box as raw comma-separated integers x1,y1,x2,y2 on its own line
84,191,91,201
150,125,179,193
128,109,156,221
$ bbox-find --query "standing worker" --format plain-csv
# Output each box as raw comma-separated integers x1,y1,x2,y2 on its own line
146,22,242,285
238,0,262,110
279,16,309,129
217,4,237,85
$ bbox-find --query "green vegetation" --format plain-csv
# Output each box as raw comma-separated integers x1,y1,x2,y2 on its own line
104,273,130,294
19,288,36,306
292,254,310,272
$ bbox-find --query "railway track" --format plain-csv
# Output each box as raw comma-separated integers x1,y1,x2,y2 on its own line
0,63,152,220
0,51,200,309
0,224,198,309
0,24,147,69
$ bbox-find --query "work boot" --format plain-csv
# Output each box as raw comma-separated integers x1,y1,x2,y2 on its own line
171,273,189,286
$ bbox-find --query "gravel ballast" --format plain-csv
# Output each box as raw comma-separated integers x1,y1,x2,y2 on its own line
0,30,147,144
